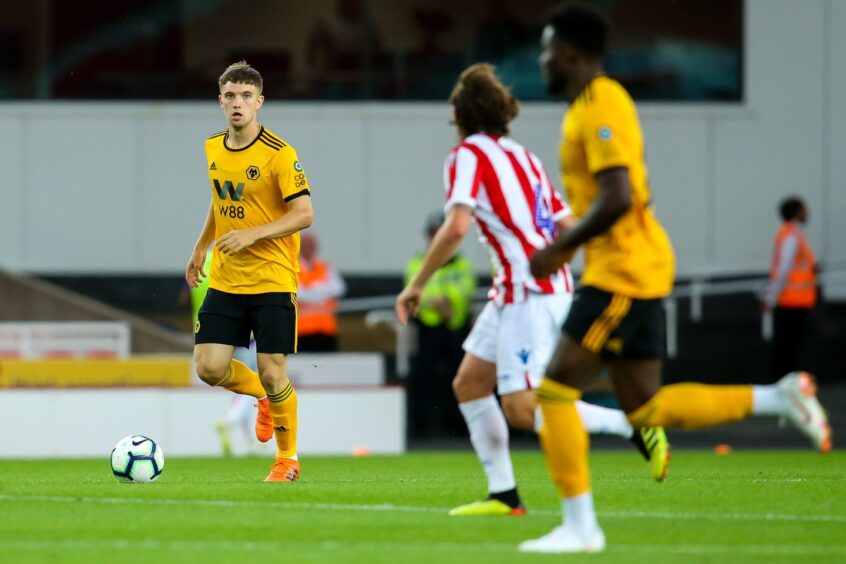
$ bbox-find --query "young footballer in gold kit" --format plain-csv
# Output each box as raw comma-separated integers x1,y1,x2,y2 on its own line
185,61,313,482
520,4,831,553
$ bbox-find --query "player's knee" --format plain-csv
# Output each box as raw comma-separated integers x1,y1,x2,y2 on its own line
259,371,286,394
452,371,485,402
194,352,228,386
451,374,468,401
501,395,536,431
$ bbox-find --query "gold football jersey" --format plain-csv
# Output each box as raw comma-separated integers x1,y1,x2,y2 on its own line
560,76,674,298
204,126,311,294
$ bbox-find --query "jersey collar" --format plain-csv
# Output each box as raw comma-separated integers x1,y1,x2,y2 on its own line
224,125,264,152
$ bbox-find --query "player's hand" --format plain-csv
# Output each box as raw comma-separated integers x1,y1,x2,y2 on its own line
395,285,423,326
185,248,208,288
216,229,258,255
530,246,573,278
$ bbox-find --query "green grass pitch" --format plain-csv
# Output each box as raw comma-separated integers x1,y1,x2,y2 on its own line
0,450,844,563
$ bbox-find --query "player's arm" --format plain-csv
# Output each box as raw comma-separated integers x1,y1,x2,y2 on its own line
186,201,216,288
395,204,473,325
216,193,314,255
554,167,631,249
530,168,631,277
554,213,579,236
255,195,314,240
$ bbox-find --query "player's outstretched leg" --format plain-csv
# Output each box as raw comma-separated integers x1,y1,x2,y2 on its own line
625,373,832,453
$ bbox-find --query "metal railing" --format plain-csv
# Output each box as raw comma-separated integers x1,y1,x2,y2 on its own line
351,269,844,375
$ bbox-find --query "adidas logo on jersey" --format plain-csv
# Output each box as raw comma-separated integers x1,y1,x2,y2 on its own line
209,162,217,170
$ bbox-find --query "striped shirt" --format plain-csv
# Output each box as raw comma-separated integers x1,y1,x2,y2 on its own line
443,133,573,305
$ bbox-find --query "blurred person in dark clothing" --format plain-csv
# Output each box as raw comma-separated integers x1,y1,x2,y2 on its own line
404,211,476,438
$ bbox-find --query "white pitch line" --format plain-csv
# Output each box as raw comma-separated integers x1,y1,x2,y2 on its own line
0,539,844,556
1,494,845,524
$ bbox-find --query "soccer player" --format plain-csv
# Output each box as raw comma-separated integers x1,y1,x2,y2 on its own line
520,5,832,553
395,63,666,517
185,61,313,482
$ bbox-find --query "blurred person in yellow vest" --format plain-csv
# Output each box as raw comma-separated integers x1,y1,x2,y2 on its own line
765,196,818,381
404,211,477,438
297,231,346,352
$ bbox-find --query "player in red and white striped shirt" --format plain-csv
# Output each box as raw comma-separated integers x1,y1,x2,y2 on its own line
396,64,639,516
444,130,573,305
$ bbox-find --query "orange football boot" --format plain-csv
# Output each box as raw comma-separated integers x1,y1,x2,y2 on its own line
255,397,273,443
264,457,300,482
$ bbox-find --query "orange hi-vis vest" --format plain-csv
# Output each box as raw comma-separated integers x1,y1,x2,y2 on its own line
771,222,817,308
297,259,339,336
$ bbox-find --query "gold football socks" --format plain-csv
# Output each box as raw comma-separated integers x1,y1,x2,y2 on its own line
627,384,753,430
267,380,298,458
535,378,591,498
215,358,267,399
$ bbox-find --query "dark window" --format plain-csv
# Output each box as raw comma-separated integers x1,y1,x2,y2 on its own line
0,0,742,101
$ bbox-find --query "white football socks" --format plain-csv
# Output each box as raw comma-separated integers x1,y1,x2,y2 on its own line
458,395,515,494
563,491,600,536
535,401,634,438
752,385,787,416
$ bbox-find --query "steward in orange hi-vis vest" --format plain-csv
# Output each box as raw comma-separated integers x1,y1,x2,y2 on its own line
298,258,340,337
770,222,817,308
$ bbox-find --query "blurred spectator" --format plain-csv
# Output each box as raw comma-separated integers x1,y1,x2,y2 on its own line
306,0,382,98
765,196,818,380
473,0,530,63
297,231,346,352
405,8,464,98
404,211,476,438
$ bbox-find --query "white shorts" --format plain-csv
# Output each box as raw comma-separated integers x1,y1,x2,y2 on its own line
462,293,572,396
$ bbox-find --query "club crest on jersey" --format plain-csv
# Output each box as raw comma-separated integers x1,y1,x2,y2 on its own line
516,349,531,365
245,165,261,181
597,126,613,142
293,161,303,172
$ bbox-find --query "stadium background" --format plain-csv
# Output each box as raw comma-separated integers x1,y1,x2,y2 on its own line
0,0,844,447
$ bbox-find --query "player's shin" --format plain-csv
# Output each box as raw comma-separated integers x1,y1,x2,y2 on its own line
535,378,592,501
267,381,298,458
627,383,753,429
216,358,267,399
458,396,516,495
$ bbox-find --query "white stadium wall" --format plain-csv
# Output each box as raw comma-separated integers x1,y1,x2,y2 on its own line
0,387,405,458
0,0,844,296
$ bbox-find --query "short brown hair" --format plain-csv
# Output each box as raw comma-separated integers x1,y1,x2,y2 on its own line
449,64,518,136
218,60,263,92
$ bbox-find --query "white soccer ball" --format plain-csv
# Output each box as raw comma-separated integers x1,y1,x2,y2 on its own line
110,435,165,483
